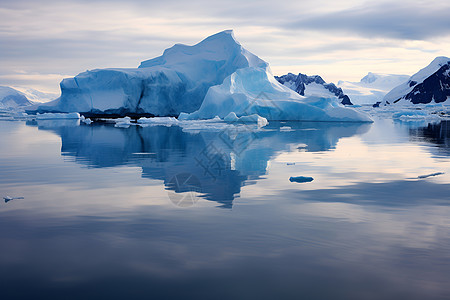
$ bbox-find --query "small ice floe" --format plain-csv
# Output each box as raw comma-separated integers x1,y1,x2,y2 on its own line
223,112,268,127
289,176,314,183
3,196,24,203
137,117,179,127
80,115,93,124
280,126,293,132
114,116,132,128
36,112,81,120
392,110,440,122
417,172,445,179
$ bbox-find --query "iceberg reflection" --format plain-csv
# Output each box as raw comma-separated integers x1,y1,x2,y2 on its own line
34,120,370,207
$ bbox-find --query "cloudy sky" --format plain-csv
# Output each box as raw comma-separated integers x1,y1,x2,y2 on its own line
1,0,449,93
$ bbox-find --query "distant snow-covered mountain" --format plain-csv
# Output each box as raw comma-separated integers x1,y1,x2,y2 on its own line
337,73,410,105
12,87,58,103
0,86,33,109
275,73,352,105
383,56,450,105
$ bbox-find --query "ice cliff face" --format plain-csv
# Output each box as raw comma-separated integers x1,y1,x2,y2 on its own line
33,30,267,116
0,86,33,109
383,57,450,105
276,73,352,105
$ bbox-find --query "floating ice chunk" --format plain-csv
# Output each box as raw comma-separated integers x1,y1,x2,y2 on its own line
3,196,24,203
223,112,239,122
80,115,93,124
114,116,132,124
114,116,133,128
289,176,314,183
392,110,440,121
280,126,293,132
417,172,445,179
137,117,180,126
240,114,268,127
35,112,80,120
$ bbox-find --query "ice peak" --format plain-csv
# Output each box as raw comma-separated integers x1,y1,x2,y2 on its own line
203,29,236,41
360,72,379,84
138,30,266,70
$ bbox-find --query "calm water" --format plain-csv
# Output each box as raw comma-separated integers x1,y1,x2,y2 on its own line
0,118,449,299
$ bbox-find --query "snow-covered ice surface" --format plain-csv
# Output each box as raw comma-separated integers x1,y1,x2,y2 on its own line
31,30,372,123
337,73,410,105
383,57,450,105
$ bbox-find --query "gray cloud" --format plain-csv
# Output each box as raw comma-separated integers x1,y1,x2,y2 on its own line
287,2,450,40
1,0,449,92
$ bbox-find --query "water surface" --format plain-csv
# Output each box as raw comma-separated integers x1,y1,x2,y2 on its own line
0,119,449,299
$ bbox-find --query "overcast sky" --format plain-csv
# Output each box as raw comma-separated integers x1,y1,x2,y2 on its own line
1,0,449,93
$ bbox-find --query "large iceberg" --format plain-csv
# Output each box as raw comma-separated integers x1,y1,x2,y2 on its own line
32,30,267,116
32,30,372,122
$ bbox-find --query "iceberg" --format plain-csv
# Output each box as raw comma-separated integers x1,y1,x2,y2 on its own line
31,30,372,123
32,30,267,117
